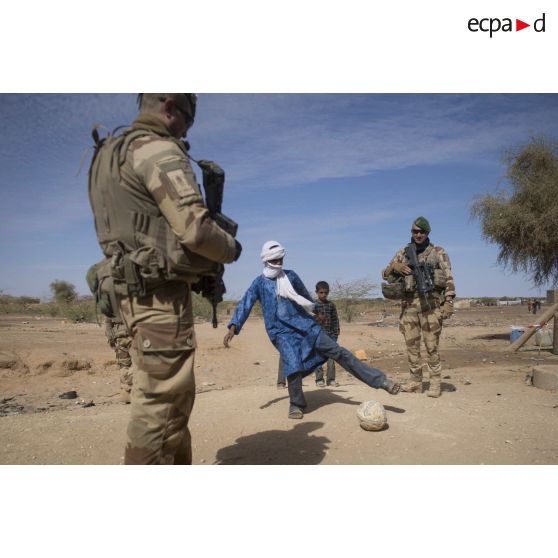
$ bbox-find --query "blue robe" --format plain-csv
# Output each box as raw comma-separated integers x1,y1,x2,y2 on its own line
228,270,326,378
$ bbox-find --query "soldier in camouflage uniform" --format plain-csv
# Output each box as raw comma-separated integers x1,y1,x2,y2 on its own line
382,217,455,397
104,317,134,403
88,94,241,464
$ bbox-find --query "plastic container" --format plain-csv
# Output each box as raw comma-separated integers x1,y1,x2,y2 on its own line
535,329,553,347
510,326,525,343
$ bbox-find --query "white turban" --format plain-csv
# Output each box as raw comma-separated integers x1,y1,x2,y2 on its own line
260,240,286,263
260,240,314,314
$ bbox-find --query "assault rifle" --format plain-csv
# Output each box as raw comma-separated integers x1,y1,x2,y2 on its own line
193,158,239,328
404,243,434,308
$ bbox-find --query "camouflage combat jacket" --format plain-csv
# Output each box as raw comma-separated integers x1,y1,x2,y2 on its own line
89,115,236,285
383,243,456,306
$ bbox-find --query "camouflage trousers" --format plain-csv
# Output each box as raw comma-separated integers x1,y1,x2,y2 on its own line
105,317,134,393
399,303,443,380
117,281,196,465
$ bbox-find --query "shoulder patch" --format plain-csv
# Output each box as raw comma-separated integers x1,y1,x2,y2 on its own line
159,160,193,198
157,159,202,206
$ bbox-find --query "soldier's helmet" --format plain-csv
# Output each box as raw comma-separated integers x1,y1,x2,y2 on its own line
381,273,405,300
381,280,405,300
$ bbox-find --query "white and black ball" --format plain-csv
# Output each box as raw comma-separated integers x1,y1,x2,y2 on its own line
356,400,387,431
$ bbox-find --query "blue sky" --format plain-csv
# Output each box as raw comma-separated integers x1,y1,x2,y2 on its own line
1,93,558,300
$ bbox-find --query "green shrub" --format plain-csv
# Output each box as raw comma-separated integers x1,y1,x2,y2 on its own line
330,278,378,323
60,300,97,322
49,279,78,304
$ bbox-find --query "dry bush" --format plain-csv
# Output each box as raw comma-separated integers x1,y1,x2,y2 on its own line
0,294,41,314
0,294,96,322
330,278,378,322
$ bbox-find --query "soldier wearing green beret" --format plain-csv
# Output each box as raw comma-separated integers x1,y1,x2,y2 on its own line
382,217,455,397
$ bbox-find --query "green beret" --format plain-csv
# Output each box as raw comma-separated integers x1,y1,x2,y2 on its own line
413,216,431,233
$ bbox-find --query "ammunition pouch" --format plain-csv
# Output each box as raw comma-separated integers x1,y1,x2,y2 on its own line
403,268,445,293
433,268,447,290
86,250,155,320
404,274,416,292
108,246,153,296
86,258,118,318
106,243,220,297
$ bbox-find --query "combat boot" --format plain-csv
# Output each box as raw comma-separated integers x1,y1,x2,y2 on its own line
401,372,423,393
120,366,133,403
426,376,442,398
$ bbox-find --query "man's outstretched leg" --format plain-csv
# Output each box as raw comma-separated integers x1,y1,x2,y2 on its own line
316,332,400,394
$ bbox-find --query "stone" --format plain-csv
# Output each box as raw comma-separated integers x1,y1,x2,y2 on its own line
354,349,367,361
532,366,558,391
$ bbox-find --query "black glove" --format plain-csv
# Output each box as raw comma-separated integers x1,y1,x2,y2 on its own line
192,276,217,298
200,276,218,300
234,239,243,261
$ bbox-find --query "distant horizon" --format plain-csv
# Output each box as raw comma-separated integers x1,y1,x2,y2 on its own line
1,289,553,303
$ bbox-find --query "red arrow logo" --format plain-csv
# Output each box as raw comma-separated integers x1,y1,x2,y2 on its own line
516,19,530,31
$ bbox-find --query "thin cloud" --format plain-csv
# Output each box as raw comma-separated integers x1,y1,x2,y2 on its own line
193,94,558,189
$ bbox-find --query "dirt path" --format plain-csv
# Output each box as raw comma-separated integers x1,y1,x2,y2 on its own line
1,306,557,465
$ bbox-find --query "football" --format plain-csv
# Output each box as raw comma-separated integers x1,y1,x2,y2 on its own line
356,400,387,431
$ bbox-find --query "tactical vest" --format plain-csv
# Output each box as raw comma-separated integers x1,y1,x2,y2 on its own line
88,128,219,292
402,244,447,295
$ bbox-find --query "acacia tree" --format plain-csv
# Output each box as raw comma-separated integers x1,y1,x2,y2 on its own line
49,279,78,304
471,136,558,286
330,277,377,322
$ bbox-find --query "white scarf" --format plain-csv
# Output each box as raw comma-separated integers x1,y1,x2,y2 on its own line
260,241,315,314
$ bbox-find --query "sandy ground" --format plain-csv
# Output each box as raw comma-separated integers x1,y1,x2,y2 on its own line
1,305,557,465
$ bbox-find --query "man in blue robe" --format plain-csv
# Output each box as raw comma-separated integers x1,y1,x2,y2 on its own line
223,241,400,419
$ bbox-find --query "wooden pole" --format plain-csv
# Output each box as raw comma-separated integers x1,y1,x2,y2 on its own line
549,290,558,355
507,301,558,352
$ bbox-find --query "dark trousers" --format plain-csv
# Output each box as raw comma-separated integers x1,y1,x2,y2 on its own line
277,358,286,385
288,372,307,409
315,359,336,383
288,332,387,409
315,334,337,383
